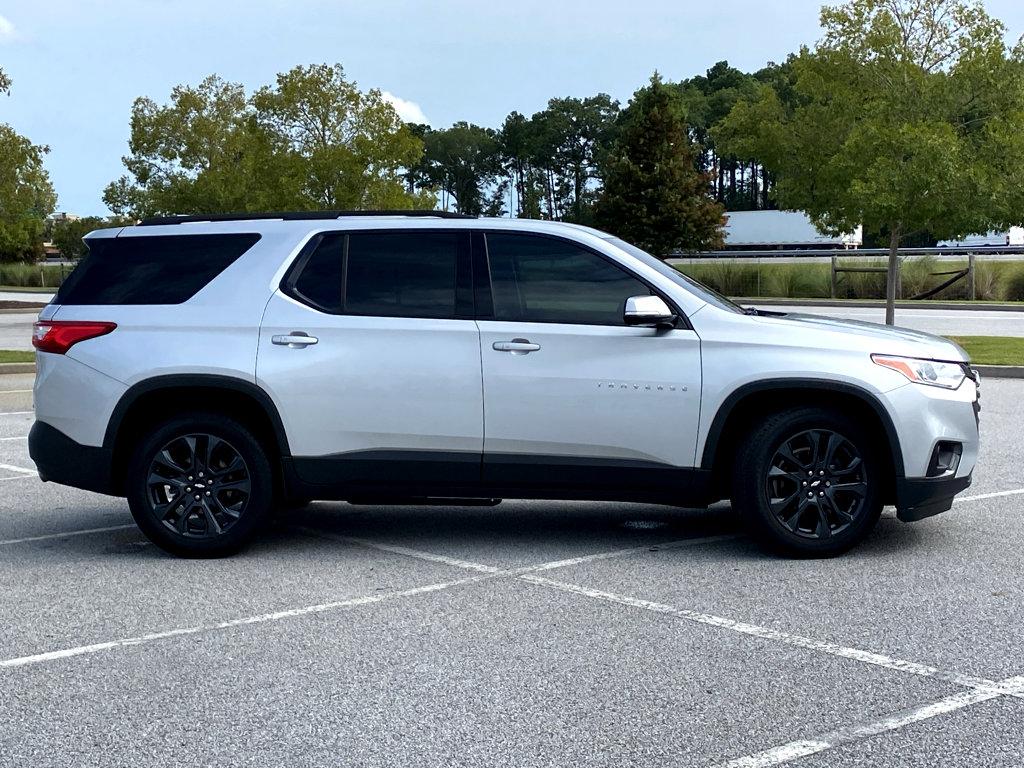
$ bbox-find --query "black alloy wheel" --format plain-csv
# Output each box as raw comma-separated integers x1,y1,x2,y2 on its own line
764,428,868,540
146,433,252,538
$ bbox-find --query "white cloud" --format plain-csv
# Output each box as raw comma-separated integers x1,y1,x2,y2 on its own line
381,91,429,125
0,14,15,43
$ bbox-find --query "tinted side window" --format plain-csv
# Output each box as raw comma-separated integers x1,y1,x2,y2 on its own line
486,233,651,325
56,234,261,305
344,232,458,318
291,234,344,312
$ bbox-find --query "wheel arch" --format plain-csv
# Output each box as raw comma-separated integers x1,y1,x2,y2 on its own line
104,375,290,495
701,379,904,502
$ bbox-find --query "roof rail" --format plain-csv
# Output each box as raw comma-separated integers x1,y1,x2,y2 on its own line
137,210,477,226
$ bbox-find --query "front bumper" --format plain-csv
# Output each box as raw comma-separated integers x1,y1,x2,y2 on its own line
28,421,117,496
895,473,972,522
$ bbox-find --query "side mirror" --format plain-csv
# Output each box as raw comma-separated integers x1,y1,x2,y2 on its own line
623,295,676,328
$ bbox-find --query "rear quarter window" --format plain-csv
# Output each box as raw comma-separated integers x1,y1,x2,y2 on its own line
55,233,261,305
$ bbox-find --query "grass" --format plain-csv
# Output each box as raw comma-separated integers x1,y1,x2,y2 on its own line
0,350,34,364
948,336,1024,366
0,285,57,293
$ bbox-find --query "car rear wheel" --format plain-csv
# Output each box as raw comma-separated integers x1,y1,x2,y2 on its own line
126,413,274,557
732,407,883,556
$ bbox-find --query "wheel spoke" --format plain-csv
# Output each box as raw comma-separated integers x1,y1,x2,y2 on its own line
834,456,862,476
200,500,223,535
770,490,800,515
213,497,242,520
211,454,244,477
814,501,832,538
832,480,867,497
784,505,805,532
822,433,842,469
777,442,807,470
826,496,855,523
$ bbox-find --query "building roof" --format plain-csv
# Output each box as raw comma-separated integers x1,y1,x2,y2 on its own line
723,210,860,246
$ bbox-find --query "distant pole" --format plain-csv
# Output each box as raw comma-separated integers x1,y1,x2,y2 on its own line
830,255,837,299
968,253,976,301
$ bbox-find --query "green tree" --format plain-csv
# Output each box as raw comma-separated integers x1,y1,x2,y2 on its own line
595,75,725,255
252,64,428,210
529,95,619,222
497,111,539,218
411,122,505,215
715,0,1024,324
0,72,57,262
675,62,763,209
105,64,430,218
50,216,129,261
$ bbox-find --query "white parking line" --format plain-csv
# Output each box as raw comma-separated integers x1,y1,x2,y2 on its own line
0,474,33,482
0,411,32,416
328,532,735,576
0,435,27,441
720,675,1024,767
340,536,1023,699
0,389,32,394
0,537,715,670
0,575,488,670
956,487,1024,503
0,462,33,475
0,524,136,547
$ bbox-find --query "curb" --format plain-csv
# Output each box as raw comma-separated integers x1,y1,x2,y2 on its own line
0,362,35,375
974,364,1024,379
0,307,44,315
741,298,1024,312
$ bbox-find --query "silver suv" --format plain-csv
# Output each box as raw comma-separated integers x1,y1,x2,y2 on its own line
28,212,980,557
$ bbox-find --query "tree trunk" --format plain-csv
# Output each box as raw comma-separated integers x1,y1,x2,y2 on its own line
885,225,902,326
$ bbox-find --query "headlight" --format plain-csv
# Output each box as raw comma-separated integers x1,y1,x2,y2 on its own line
871,354,967,390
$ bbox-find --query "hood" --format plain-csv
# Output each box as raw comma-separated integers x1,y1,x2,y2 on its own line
753,311,968,362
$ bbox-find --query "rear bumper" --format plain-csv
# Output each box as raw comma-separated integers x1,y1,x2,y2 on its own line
28,421,117,496
895,473,972,522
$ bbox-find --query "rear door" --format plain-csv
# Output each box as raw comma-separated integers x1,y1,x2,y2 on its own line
257,229,483,492
475,231,702,496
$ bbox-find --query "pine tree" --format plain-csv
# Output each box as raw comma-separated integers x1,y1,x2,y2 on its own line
595,74,724,256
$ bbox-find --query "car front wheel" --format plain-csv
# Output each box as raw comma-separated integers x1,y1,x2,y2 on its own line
733,407,884,556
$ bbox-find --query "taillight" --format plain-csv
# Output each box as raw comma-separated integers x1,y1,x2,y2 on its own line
32,321,117,354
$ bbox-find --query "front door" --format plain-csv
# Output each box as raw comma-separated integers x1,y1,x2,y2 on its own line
257,229,483,492
476,231,702,497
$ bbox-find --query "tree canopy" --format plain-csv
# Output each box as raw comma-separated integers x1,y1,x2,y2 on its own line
104,64,431,219
595,75,725,255
0,69,57,262
714,0,1024,322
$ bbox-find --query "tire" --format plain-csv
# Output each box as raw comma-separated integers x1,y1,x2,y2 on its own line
732,406,883,557
126,412,275,558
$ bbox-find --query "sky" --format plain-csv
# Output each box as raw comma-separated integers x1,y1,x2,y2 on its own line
4,0,1024,216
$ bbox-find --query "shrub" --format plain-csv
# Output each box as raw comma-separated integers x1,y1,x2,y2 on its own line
0,262,66,288
972,263,1000,301
900,256,938,298
836,259,886,299
1005,268,1024,301
763,264,830,298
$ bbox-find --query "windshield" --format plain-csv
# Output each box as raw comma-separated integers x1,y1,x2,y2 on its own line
604,237,745,314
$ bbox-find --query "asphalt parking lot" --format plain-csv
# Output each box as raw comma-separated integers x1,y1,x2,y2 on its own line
0,377,1022,767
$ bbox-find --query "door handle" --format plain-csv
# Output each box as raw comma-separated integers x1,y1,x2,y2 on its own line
272,333,318,348
493,339,540,354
